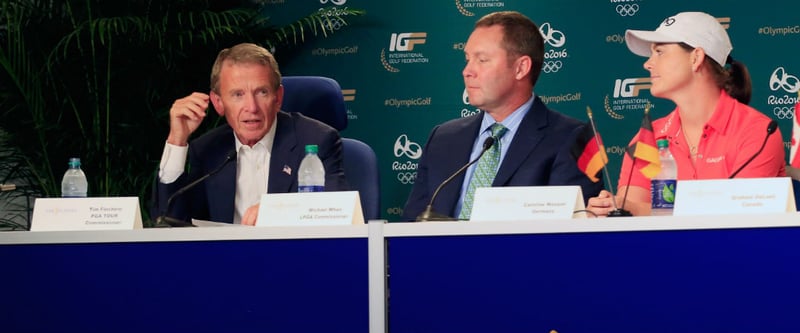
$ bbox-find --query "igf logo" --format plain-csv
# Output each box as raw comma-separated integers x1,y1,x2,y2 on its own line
389,33,427,52
613,78,652,98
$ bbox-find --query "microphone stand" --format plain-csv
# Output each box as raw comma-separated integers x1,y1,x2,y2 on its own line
729,120,778,179
155,150,237,227
587,106,631,217
416,137,495,222
607,163,633,217
415,206,454,222
154,174,210,228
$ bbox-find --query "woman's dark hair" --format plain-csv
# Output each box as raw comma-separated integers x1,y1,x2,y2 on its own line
679,43,751,104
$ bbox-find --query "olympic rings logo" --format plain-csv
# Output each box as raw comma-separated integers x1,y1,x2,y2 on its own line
394,134,423,159
774,106,794,120
328,19,344,30
616,4,639,17
397,172,417,184
539,23,566,48
769,67,800,93
317,16,344,30
542,60,563,73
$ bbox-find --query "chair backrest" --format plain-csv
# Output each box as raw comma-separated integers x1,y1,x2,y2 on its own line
281,76,380,220
281,76,348,131
343,138,381,220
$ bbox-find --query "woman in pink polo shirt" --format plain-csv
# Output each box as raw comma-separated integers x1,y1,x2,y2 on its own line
588,11,786,217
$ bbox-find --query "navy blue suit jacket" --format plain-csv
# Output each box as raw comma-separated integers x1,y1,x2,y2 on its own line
152,111,348,223
402,96,604,221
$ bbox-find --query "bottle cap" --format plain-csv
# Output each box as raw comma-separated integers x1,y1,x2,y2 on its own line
69,157,81,168
656,139,669,149
305,145,319,154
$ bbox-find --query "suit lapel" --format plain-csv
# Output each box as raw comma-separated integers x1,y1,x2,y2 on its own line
436,116,483,213
217,157,237,223
493,97,549,185
203,125,237,223
268,112,298,193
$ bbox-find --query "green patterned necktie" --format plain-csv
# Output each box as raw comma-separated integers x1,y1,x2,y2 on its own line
459,123,508,220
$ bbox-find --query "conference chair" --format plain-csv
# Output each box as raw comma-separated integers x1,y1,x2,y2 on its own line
281,76,381,220
342,138,381,220
281,76,348,131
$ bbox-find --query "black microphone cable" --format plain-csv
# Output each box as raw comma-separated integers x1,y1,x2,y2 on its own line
156,149,237,227
729,120,778,179
416,136,495,222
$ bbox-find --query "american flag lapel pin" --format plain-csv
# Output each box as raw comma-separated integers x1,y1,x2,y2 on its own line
283,165,292,175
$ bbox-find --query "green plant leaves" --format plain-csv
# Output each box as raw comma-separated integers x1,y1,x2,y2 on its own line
0,0,363,227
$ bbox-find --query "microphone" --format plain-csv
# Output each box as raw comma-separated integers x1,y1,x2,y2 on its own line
155,149,237,227
729,120,778,179
416,136,495,222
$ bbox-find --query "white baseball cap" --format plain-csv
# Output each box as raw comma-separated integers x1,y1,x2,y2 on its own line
625,12,732,66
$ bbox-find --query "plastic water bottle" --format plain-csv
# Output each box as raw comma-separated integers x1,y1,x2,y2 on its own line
298,145,325,192
61,157,88,198
651,139,676,216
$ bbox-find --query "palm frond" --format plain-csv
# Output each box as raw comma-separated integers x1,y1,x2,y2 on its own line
0,0,365,228
264,6,365,49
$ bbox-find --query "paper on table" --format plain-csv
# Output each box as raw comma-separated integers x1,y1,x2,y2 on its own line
191,219,246,227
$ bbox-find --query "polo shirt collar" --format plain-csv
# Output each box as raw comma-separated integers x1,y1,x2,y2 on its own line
702,90,736,136
672,90,735,136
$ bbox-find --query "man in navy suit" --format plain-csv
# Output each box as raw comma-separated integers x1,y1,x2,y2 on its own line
403,11,603,221
153,43,347,225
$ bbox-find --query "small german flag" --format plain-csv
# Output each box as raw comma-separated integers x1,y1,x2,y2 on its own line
572,125,608,183
626,108,660,178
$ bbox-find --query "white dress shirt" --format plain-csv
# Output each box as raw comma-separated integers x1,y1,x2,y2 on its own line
158,122,277,224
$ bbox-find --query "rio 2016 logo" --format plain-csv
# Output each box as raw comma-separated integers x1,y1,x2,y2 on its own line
767,67,800,120
393,134,421,185
611,0,641,17
770,67,800,93
461,89,480,118
394,134,422,159
538,22,568,74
